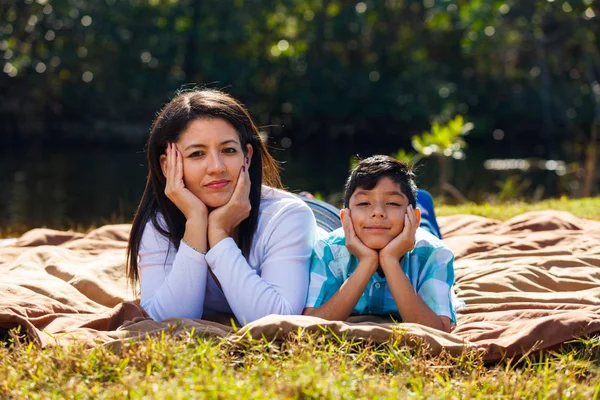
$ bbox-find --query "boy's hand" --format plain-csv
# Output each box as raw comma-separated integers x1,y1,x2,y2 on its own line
341,208,379,267
208,162,252,247
380,205,421,265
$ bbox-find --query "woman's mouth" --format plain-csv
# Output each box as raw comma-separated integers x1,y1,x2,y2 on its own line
204,179,229,189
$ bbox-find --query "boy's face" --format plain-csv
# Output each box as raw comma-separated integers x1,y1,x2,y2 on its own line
348,177,409,250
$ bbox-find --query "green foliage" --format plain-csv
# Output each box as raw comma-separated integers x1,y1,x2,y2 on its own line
495,175,531,202
1,0,599,154
411,115,473,160
392,148,420,166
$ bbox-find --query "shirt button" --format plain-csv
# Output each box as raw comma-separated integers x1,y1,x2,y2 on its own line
374,283,381,289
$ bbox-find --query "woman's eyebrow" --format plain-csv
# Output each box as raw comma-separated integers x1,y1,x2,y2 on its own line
184,143,206,151
184,139,239,151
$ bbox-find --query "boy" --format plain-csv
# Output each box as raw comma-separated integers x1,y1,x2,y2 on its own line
303,155,459,332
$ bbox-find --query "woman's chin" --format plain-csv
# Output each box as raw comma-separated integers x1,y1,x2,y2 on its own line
201,192,233,209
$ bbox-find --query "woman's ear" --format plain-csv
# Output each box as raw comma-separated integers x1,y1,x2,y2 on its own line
245,143,254,167
160,154,168,178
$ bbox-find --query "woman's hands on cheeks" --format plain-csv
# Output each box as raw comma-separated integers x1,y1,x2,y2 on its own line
163,142,208,221
341,209,379,269
379,205,421,267
207,158,252,248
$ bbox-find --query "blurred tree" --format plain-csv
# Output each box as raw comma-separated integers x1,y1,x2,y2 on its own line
0,0,598,197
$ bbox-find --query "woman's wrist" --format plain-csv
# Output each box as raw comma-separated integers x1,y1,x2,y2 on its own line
208,228,230,248
181,238,207,255
183,218,208,253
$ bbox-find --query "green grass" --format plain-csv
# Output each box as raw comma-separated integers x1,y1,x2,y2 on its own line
2,198,600,398
437,197,600,221
1,330,599,399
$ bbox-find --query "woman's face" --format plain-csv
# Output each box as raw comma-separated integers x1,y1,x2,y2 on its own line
162,118,253,209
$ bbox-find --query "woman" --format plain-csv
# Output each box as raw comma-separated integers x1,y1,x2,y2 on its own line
126,88,317,324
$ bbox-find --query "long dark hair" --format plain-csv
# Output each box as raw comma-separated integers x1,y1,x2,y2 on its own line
126,88,282,289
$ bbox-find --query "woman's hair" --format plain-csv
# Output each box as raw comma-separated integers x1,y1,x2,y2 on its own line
343,155,417,208
126,88,282,289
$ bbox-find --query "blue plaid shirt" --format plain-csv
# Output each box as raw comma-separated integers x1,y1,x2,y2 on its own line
306,227,460,324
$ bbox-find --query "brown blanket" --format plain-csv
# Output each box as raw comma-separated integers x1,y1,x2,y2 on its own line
1,211,599,362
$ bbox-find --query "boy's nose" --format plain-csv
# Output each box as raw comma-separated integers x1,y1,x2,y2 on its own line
371,205,386,218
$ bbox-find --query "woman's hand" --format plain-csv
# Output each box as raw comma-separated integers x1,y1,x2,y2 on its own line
207,160,252,247
379,205,421,266
341,209,379,267
163,142,208,221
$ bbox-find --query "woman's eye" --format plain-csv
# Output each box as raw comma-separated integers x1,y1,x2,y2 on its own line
189,151,204,158
223,147,237,154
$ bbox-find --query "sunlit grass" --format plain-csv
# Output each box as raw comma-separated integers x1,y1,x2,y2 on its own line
437,197,600,221
1,330,599,399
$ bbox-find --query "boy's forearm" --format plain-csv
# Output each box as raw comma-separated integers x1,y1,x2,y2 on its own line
304,258,377,321
380,258,448,332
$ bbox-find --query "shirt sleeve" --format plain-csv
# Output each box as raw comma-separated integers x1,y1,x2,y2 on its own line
305,239,343,308
206,200,316,324
414,246,457,324
138,219,209,321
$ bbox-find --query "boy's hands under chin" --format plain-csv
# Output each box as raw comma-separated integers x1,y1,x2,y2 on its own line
380,205,421,266
208,162,252,247
341,209,379,269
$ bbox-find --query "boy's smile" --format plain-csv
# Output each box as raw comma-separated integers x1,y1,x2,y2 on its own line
348,177,409,250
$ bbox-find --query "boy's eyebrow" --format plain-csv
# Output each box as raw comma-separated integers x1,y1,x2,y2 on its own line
385,191,407,198
184,139,238,151
353,190,407,198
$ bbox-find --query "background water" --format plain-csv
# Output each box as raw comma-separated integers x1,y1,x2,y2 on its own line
1,134,563,233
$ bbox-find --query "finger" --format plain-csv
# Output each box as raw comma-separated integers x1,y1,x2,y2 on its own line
241,159,251,198
403,213,412,233
166,143,175,185
175,148,183,185
407,204,417,227
341,209,355,239
230,165,247,202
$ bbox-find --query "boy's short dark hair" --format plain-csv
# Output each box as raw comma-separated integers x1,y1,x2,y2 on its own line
343,155,417,208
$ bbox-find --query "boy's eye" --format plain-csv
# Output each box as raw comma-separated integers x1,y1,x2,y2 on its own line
356,202,369,206
387,202,402,206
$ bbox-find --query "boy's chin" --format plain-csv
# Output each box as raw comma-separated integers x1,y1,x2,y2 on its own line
360,237,392,250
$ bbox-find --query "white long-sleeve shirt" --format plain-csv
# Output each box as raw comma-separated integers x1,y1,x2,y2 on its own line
138,186,317,324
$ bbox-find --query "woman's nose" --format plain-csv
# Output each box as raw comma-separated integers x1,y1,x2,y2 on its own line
206,152,226,174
